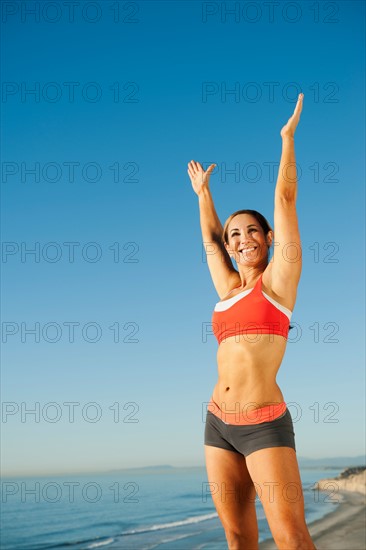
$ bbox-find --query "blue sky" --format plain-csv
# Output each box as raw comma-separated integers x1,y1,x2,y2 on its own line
1,0,365,476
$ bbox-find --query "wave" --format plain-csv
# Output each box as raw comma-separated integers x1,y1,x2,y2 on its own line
141,532,203,550
86,539,115,549
119,512,218,536
21,536,115,550
25,513,218,549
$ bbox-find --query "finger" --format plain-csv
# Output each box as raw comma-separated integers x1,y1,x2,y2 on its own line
293,93,304,116
189,161,198,173
193,160,202,172
188,164,196,177
206,163,216,174
191,162,200,175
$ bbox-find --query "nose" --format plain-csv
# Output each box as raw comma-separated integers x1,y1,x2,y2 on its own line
240,231,252,242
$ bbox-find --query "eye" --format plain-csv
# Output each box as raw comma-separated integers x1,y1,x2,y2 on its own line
231,232,239,236
249,228,257,232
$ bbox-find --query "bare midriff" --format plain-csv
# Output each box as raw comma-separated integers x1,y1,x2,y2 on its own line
212,333,287,412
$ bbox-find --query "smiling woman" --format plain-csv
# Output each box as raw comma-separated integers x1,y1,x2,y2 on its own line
187,94,318,550
223,211,272,250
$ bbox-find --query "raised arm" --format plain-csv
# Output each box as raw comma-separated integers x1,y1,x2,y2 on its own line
271,94,304,300
187,161,239,298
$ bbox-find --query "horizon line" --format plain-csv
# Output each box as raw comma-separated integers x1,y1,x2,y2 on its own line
2,454,366,479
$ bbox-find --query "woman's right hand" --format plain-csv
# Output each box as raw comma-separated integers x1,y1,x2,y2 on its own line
187,160,216,196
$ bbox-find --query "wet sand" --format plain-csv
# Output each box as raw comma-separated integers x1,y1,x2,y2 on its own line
259,489,366,549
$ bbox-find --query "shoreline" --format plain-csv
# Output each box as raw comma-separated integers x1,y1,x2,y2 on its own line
259,488,366,549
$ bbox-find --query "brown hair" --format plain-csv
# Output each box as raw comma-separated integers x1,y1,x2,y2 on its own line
222,209,273,246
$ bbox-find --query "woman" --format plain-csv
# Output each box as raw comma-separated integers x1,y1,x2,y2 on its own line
187,94,317,550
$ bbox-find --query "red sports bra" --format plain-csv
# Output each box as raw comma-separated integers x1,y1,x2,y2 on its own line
212,273,292,344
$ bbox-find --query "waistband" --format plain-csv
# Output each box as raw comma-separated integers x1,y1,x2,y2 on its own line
207,396,287,426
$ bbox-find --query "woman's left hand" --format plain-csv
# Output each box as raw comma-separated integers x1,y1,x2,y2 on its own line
280,93,304,139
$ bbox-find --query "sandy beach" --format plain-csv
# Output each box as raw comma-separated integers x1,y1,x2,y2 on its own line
259,469,366,549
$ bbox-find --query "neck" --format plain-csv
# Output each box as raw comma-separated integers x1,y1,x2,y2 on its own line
236,267,265,288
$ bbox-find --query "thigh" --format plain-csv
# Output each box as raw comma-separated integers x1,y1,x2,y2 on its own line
245,446,307,538
204,444,258,536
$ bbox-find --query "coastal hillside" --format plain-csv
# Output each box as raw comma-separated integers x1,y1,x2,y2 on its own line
297,455,366,468
314,466,366,496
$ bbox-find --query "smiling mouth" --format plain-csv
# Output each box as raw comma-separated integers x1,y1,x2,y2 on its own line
239,247,257,254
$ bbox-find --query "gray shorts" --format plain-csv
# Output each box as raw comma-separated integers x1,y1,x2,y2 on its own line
204,407,296,457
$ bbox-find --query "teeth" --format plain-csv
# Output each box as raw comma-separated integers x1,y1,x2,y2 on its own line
240,247,256,253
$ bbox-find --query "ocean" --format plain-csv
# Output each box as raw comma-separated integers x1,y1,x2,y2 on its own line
1,466,345,549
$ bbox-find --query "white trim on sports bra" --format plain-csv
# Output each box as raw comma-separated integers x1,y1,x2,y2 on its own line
261,291,292,320
214,288,253,311
214,287,292,320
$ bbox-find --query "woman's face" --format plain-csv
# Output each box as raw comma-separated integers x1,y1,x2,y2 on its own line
224,214,273,265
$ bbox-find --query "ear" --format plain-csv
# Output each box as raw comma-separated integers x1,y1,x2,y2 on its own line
224,241,234,258
266,230,274,249
224,241,228,252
